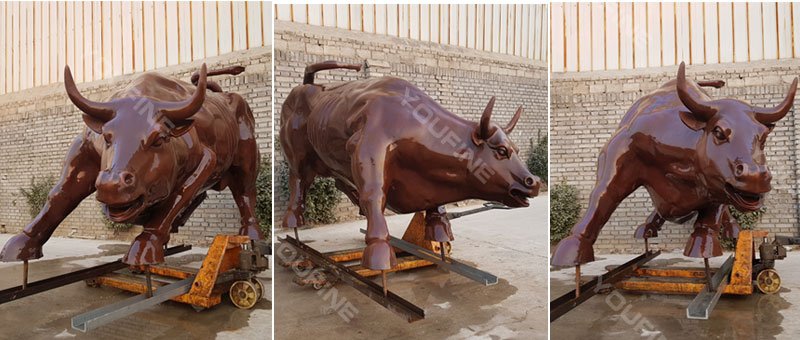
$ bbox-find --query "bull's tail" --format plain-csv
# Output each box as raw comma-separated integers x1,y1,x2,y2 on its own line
191,66,246,92
697,80,725,89
303,61,362,85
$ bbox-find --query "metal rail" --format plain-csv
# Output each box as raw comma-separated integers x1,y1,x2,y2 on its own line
445,202,510,220
358,228,499,285
281,236,425,323
71,277,194,332
0,244,192,305
550,250,661,322
686,255,734,320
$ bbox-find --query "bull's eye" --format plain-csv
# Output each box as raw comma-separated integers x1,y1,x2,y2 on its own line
103,133,112,147
496,146,509,158
712,126,728,142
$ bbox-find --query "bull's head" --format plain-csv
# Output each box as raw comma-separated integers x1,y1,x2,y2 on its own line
64,64,208,222
676,62,797,211
470,97,542,207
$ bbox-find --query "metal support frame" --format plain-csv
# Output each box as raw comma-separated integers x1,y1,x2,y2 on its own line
359,228,499,286
0,244,192,305
550,250,661,322
281,235,425,323
686,255,734,320
71,277,194,332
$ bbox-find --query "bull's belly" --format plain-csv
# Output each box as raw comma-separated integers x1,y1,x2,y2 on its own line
644,184,709,223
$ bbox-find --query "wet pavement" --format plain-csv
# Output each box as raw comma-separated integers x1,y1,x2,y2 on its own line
550,249,799,339
274,195,549,339
0,234,272,340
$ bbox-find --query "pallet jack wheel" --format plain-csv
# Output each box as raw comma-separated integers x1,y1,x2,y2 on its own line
252,278,264,300
230,280,260,309
756,268,782,295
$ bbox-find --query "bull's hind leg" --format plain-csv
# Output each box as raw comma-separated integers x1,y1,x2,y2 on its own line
424,206,453,243
634,210,665,252
550,141,641,267
229,163,266,241
351,136,397,270
0,135,99,261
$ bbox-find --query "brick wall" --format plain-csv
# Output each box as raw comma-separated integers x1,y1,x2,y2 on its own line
0,47,272,246
551,60,800,254
273,21,548,225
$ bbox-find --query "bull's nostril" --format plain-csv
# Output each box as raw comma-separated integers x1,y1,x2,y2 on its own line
524,177,535,188
735,164,745,177
121,172,135,186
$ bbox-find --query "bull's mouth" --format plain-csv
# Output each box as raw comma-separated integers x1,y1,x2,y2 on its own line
104,195,145,222
507,187,531,207
724,184,764,212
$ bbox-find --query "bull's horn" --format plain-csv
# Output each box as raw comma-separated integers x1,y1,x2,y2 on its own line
479,96,496,139
161,63,207,121
504,105,523,134
754,77,798,125
676,62,717,121
64,66,115,122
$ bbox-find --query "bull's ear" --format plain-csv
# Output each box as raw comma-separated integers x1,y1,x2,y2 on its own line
679,111,707,131
82,114,105,134
166,119,194,137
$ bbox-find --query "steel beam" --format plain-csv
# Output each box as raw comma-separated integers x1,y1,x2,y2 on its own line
550,250,661,322
686,255,734,320
0,244,192,305
71,277,194,332
359,228,499,285
281,236,425,323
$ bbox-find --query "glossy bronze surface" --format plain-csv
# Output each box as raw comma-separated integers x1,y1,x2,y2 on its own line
280,61,541,270
551,62,797,267
0,64,264,266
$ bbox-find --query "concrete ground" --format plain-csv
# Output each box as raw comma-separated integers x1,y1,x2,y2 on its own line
274,195,549,340
0,234,272,340
551,248,800,339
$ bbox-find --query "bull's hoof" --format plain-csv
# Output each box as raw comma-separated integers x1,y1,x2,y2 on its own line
361,240,397,270
123,232,166,266
683,229,723,258
240,224,265,240
551,235,595,267
634,223,659,239
282,212,304,229
0,233,43,262
722,221,740,239
424,216,454,243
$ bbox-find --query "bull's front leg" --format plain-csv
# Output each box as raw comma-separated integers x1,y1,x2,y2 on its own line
684,205,725,259
551,141,641,267
352,137,397,270
0,135,99,262
123,148,217,266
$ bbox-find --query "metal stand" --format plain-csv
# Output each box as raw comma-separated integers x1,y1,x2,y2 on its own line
0,245,192,305
550,250,661,322
687,256,733,320
282,235,425,322
22,260,28,290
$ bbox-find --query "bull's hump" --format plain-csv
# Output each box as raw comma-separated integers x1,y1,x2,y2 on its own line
116,73,194,101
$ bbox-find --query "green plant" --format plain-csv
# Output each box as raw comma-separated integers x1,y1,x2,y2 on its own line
276,160,340,225
102,211,134,232
723,205,767,249
256,158,272,238
527,130,548,185
550,181,581,243
19,176,55,218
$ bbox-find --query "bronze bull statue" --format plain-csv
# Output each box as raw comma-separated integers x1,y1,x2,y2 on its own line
551,62,797,267
0,64,265,266
280,61,542,270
